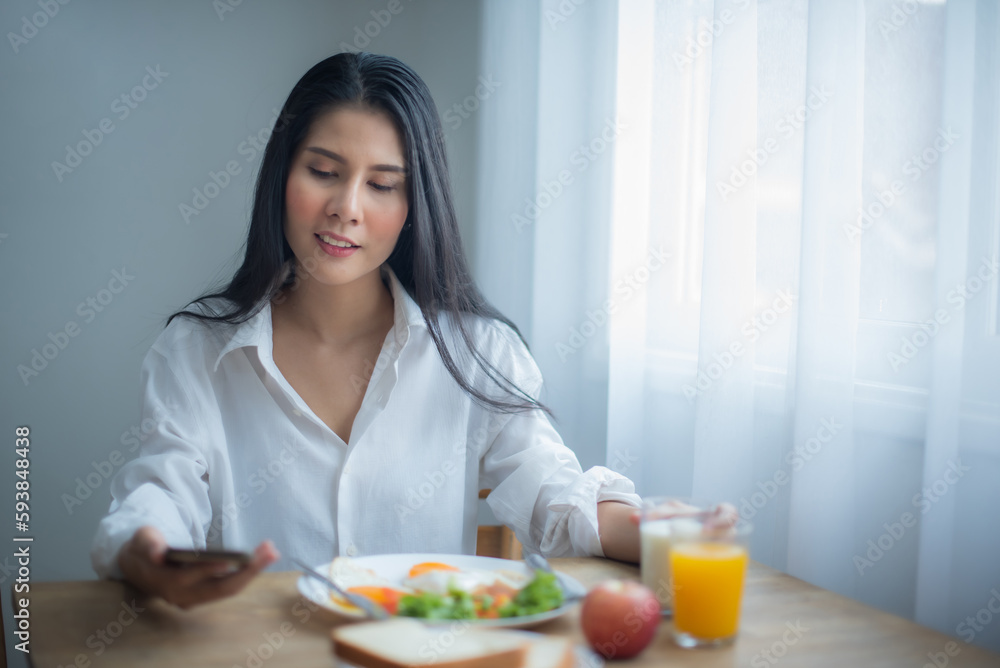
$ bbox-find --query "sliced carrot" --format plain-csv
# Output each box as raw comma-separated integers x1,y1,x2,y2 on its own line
347,586,405,615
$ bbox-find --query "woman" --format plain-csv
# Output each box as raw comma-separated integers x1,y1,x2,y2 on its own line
91,52,641,608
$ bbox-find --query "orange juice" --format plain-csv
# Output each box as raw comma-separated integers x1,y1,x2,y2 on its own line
670,541,748,640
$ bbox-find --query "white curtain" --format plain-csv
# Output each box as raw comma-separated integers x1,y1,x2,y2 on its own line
476,0,1000,652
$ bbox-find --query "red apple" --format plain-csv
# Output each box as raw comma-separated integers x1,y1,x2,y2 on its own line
580,580,661,659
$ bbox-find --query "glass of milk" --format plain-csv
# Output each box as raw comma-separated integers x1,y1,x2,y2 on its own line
640,497,710,616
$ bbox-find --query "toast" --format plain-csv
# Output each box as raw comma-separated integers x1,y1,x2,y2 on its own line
523,636,574,668
332,618,530,668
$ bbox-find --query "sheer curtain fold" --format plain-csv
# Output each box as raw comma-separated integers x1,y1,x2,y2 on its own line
915,0,976,631
689,0,759,510
477,0,1000,652
787,0,865,595
474,0,620,472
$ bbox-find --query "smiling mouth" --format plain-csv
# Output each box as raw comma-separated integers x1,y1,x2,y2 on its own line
316,233,359,248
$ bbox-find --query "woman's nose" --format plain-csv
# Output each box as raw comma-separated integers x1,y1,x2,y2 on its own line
325,179,362,222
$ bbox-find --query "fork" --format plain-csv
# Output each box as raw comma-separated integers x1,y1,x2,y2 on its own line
523,552,587,603
293,558,389,620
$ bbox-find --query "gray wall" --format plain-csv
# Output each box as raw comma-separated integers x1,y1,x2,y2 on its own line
1,0,482,603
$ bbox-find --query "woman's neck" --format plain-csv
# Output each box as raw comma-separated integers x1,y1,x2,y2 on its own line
273,268,394,346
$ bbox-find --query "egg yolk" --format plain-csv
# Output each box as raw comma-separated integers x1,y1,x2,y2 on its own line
408,562,461,578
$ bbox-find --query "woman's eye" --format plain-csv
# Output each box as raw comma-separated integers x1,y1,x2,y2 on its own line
370,182,395,193
308,167,335,178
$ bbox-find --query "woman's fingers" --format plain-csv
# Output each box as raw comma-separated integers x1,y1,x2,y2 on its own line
716,502,739,522
639,501,742,528
169,560,241,588
119,528,282,609
642,499,703,521
700,502,741,531
709,502,740,527
186,541,281,603
131,525,168,564
168,541,281,607
255,540,281,567
119,525,168,586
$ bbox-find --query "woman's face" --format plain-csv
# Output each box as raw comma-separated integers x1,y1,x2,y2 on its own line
284,106,409,290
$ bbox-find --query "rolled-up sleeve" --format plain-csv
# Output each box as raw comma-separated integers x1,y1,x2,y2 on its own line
90,347,214,579
475,323,640,558
481,409,640,557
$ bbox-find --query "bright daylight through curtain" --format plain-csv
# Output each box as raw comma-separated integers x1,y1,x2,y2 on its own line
606,0,1000,652
474,0,998,652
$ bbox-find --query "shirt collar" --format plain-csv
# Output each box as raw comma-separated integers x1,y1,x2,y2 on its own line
384,265,426,350
211,304,269,373
211,266,426,371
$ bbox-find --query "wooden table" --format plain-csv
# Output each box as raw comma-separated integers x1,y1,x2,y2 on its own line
23,559,1000,667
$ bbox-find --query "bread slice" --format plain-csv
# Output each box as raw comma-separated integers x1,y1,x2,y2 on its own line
332,618,529,668
523,636,574,668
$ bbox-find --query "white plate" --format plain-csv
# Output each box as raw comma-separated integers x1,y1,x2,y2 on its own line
297,552,584,629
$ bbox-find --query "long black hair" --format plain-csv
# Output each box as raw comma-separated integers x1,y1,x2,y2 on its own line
170,52,544,414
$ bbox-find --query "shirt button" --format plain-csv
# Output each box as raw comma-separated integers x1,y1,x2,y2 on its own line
293,409,303,416
343,464,352,475
346,543,358,557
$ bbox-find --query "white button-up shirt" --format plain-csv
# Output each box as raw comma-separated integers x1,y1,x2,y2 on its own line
91,269,640,578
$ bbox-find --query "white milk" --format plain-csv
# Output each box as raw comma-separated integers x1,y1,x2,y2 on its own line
640,517,702,613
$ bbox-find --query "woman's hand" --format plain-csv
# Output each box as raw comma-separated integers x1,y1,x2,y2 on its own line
609,500,741,561
117,525,280,609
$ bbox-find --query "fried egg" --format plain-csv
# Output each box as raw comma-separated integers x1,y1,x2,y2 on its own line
326,558,534,616
329,556,402,591
327,557,412,613
401,561,530,597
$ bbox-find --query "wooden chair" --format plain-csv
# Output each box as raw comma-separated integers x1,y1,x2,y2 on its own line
475,489,522,560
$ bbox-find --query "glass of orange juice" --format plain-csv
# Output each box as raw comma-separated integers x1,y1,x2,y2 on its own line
669,517,752,648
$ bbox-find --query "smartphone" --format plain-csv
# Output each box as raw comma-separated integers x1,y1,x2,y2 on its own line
164,548,252,567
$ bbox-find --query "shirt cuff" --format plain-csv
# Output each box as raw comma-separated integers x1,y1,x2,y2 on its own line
90,486,199,580
541,466,641,558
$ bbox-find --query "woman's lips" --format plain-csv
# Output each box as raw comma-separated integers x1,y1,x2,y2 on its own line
317,231,358,246
315,234,359,257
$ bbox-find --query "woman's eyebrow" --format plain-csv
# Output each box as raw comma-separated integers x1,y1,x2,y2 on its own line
305,146,406,174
